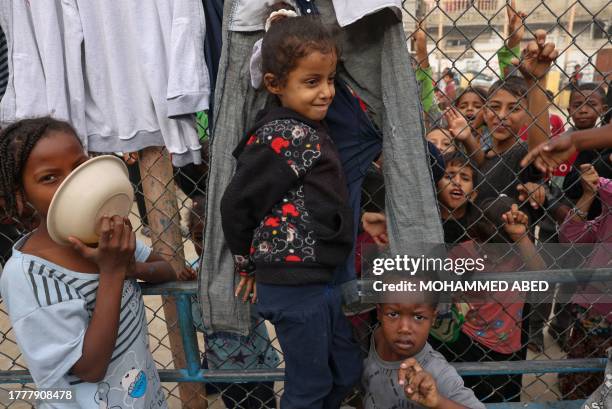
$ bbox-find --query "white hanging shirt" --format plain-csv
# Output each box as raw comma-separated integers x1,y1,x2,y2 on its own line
0,0,210,166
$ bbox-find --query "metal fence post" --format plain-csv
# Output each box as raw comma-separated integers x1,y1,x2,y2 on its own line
176,295,201,378
138,147,207,409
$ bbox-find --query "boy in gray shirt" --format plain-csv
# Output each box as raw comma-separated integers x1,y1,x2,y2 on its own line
362,276,485,409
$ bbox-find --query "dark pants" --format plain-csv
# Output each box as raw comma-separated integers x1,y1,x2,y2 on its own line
205,381,275,409
126,161,149,227
257,283,362,409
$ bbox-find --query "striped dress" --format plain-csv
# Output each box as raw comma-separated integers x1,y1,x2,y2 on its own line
0,237,168,409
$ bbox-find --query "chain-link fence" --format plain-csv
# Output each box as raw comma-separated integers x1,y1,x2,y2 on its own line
0,0,611,408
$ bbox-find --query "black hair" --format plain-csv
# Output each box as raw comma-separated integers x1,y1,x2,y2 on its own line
379,271,440,309
0,117,80,218
428,141,446,184
456,86,487,105
442,151,480,188
569,82,607,103
427,126,451,137
488,75,529,100
261,15,339,86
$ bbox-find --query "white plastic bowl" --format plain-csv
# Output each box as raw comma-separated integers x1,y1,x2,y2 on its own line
47,155,135,245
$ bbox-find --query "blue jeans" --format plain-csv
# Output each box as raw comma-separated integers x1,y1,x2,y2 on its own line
257,283,362,409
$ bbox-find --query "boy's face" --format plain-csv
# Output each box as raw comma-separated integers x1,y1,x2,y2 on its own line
377,302,436,361
568,90,607,130
484,89,527,142
437,163,476,213
427,129,455,154
457,92,484,126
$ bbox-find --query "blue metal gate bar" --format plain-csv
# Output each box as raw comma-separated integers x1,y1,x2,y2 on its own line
139,268,612,298
0,358,605,385
175,294,201,377
2,277,608,409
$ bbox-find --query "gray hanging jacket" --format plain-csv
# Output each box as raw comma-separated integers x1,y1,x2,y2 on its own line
200,0,444,334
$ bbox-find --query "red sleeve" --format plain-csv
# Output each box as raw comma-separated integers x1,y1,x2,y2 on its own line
550,114,565,137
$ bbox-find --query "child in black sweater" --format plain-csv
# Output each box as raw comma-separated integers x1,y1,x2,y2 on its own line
220,12,361,409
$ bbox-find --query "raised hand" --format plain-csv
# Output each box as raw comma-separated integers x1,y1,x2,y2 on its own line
445,108,472,142
579,164,599,197
511,29,559,82
502,204,529,242
506,0,527,49
412,19,429,69
398,358,440,408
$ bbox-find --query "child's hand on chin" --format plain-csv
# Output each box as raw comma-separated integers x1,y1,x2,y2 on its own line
69,215,136,276
398,358,441,408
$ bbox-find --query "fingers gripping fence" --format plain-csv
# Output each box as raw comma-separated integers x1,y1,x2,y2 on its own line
0,0,611,408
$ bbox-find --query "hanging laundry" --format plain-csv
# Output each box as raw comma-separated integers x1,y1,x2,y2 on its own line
228,0,402,31
202,0,224,129
0,0,210,166
200,0,443,334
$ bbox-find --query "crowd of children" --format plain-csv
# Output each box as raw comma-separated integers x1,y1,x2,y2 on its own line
0,2,610,409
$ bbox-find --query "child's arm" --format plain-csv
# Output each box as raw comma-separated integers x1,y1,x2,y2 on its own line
498,0,525,79
128,252,185,283
520,124,612,174
559,165,600,243
512,30,558,151
221,124,323,299
398,359,471,409
445,109,485,166
223,152,298,256
502,204,546,271
566,164,599,223
67,216,135,382
413,20,439,117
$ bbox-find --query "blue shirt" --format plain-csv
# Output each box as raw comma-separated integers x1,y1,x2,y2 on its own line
0,237,167,409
